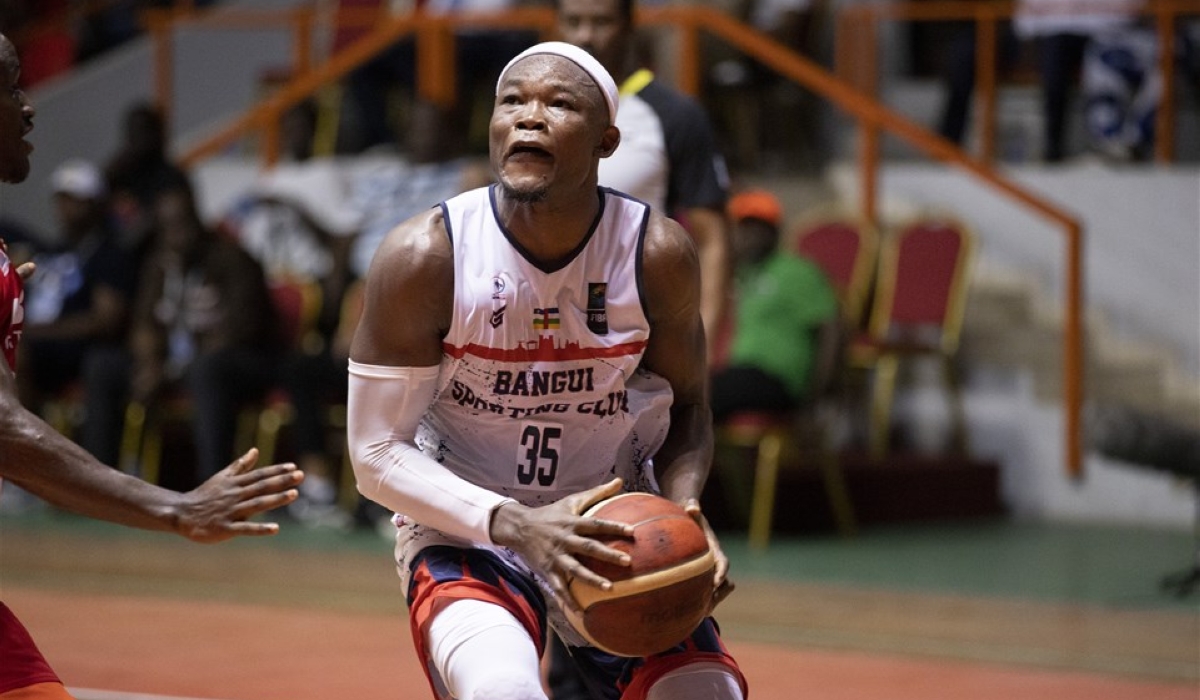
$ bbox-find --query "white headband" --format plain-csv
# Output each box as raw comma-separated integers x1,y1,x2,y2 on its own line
496,41,619,124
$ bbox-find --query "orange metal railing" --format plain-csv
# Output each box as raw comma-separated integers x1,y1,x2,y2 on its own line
149,3,1087,477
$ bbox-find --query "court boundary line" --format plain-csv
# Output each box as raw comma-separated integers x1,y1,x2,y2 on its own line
71,688,235,700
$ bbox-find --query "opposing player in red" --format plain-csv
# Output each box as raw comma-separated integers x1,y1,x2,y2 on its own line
348,42,746,699
0,33,304,700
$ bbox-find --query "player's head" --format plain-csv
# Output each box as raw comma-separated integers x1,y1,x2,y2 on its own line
553,0,634,78
154,180,208,258
51,159,107,236
491,42,620,204
0,33,35,184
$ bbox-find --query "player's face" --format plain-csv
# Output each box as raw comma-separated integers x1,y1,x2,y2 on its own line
0,36,34,184
555,0,629,78
490,56,610,203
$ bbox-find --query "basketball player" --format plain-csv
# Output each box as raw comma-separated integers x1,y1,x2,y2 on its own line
347,42,746,700
0,33,304,699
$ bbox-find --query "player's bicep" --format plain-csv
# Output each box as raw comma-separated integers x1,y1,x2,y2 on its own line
350,214,452,368
641,218,708,403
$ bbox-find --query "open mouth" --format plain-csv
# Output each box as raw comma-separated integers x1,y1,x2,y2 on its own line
507,144,551,160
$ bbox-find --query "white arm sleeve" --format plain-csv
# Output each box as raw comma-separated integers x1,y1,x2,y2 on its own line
347,360,515,545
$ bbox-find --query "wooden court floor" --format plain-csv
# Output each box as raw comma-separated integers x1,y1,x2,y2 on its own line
1,510,1197,700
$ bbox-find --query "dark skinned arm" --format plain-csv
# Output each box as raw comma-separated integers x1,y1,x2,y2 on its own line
639,211,735,608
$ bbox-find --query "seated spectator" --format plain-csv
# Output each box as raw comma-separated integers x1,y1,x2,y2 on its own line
104,101,190,264
222,99,361,526
16,160,136,420
711,189,841,423
84,181,282,485
223,99,359,334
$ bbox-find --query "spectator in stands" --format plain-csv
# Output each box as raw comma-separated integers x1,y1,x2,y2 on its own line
936,17,1021,148
16,160,136,423
338,0,540,154
104,101,190,262
1013,0,1148,162
710,189,841,422
84,181,282,485
555,0,732,358
222,99,361,527
938,0,1151,162
1080,16,1160,161
224,99,358,335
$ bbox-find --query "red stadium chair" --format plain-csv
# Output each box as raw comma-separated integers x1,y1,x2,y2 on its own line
791,207,879,329
849,213,976,459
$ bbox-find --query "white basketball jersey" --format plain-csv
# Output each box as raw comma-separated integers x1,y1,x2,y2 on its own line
422,185,673,507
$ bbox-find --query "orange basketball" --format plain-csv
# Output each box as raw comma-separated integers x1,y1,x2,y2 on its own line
565,492,716,657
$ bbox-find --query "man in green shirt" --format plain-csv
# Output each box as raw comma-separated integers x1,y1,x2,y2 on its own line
713,189,841,421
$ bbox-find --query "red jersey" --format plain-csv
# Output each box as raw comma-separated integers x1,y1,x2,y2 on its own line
0,603,62,693
0,246,23,371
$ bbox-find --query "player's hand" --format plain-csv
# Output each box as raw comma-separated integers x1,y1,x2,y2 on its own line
683,498,735,612
172,448,304,543
490,478,633,614
2,238,34,279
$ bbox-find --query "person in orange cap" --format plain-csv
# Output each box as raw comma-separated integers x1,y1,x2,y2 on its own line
711,189,842,422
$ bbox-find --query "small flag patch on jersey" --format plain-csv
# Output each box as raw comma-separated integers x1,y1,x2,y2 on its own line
533,307,560,330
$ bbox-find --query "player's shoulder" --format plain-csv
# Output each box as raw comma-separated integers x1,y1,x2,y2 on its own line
376,206,452,266
642,208,697,265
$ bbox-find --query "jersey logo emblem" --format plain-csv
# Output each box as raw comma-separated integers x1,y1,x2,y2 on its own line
587,283,608,335
491,304,507,328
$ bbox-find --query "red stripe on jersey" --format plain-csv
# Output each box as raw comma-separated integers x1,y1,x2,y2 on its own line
442,338,647,363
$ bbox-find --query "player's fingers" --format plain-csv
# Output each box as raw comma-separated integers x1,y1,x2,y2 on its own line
222,448,260,477
219,520,283,537
560,551,614,592
16,261,35,280
236,490,301,516
713,553,730,587
235,463,302,490
711,579,735,611
548,571,581,614
572,478,624,515
569,534,630,567
578,516,633,538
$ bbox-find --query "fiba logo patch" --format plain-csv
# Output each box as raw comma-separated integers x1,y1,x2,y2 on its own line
587,282,608,335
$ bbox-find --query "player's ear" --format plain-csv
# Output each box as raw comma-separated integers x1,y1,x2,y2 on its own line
596,125,620,158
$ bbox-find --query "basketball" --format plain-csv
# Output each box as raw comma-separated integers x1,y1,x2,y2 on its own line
564,492,716,657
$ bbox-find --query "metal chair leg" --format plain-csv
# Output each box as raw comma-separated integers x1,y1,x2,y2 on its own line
748,431,783,551
868,356,900,459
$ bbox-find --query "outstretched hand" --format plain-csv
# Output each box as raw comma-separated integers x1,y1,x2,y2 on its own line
1,238,35,279
173,448,303,543
682,498,735,613
490,478,633,613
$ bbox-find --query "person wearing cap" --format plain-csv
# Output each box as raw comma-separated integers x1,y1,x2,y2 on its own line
554,0,732,360
15,159,136,427
711,189,840,423
347,41,747,700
